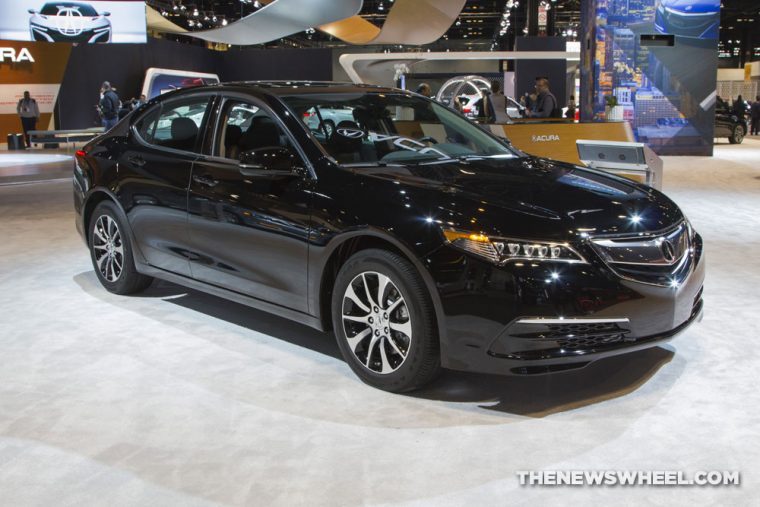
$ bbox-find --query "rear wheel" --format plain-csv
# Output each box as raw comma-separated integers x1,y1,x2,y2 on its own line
729,125,745,144
89,201,153,295
331,249,441,392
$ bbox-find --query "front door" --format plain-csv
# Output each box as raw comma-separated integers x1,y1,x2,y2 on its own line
186,98,312,312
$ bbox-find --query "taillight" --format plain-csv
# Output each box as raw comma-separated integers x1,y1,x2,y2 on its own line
463,107,471,113
75,149,86,158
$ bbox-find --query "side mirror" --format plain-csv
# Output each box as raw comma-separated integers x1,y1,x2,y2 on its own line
239,146,300,177
102,11,111,16
28,8,36,13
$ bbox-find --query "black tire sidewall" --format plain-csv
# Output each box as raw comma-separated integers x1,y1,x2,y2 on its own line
331,249,439,392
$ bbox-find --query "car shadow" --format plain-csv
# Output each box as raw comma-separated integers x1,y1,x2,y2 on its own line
77,274,678,417
136,278,342,360
412,347,675,417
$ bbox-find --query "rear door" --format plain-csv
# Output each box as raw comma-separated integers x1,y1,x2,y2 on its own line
119,93,215,276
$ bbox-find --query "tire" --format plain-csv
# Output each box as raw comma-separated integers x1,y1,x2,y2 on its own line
89,201,153,295
323,119,336,137
729,125,744,144
331,249,441,392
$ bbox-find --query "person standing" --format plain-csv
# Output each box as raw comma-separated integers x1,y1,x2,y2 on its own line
751,96,760,136
526,77,558,118
99,81,120,130
565,95,577,119
732,95,746,119
485,80,509,123
16,91,40,149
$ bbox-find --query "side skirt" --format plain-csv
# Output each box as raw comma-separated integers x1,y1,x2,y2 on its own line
137,263,325,332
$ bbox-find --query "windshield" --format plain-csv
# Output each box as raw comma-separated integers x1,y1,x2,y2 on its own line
41,3,99,16
282,92,517,166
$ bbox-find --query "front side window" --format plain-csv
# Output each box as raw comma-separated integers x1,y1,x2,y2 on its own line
214,99,291,161
146,96,211,153
282,92,517,166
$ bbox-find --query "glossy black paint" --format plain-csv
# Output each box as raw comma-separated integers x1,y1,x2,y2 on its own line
74,81,705,376
714,106,748,140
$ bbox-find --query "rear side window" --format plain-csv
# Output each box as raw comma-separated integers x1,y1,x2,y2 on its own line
135,96,212,154
134,107,159,144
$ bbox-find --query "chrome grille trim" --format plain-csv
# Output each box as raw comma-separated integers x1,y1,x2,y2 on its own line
588,221,697,287
590,222,689,266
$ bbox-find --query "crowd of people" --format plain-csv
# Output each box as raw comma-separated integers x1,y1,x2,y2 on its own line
416,76,567,123
96,81,147,129
717,94,760,136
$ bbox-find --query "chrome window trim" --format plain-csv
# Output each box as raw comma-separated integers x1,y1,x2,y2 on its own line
517,318,630,325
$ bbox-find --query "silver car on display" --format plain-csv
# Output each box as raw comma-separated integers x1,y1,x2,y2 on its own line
29,2,111,43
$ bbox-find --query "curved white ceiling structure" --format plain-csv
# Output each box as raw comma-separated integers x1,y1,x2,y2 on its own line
320,0,467,45
147,0,467,47
184,0,363,46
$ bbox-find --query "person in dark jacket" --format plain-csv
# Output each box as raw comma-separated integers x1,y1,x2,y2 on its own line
751,96,760,136
526,77,558,118
732,95,746,119
99,81,120,130
16,91,40,148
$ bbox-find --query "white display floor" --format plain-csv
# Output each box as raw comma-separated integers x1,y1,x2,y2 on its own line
1,140,759,505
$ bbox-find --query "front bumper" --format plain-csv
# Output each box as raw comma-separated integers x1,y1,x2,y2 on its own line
426,232,705,375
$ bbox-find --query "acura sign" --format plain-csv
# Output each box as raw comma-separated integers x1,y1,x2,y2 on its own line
0,47,34,63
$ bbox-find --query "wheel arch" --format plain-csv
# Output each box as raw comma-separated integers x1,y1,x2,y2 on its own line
82,187,146,264
314,230,447,347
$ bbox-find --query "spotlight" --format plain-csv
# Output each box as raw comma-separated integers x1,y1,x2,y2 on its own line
222,18,228,26
192,7,199,16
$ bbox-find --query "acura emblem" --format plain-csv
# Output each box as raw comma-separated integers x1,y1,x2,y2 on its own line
336,128,364,139
661,240,676,263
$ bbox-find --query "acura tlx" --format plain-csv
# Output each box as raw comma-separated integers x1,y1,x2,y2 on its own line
73,82,704,392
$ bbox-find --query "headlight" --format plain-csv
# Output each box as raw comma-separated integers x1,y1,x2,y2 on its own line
442,228,587,265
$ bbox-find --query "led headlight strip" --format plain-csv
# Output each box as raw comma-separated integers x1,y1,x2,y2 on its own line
443,229,587,264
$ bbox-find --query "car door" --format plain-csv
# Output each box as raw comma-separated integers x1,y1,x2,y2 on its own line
186,96,312,312
118,93,215,277
714,108,732,137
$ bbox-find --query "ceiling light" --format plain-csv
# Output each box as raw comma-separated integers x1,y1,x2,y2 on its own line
222,18,228,26
192,8,199,17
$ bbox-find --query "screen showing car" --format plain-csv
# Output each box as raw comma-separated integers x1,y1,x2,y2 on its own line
0,1,147,43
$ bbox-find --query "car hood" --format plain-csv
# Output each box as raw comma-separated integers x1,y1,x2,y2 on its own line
661,0,718,14
349,156,684,242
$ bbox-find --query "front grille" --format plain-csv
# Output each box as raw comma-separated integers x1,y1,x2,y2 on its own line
557,334,624,349
545,322,623,338
512,321,631,350
590,222,696,286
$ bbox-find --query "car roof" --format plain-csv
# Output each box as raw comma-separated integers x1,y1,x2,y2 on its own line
192,81,404,96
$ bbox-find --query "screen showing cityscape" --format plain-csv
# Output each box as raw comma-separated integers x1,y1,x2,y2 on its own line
593,0,720,155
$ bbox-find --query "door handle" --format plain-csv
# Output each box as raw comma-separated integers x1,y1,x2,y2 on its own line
193,174,219,187
127,155,146,167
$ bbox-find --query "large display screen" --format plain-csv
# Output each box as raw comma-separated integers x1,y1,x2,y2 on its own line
0,1,147,43
593,0,720,155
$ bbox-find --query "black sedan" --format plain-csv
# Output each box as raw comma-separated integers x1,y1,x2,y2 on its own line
73,82,704,392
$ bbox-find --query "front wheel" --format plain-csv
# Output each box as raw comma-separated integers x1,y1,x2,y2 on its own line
331,249,441,392
729,125,745,144
89,201,153,295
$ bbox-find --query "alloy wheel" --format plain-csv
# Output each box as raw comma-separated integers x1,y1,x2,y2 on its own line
92,215,124,282
341,271,412,374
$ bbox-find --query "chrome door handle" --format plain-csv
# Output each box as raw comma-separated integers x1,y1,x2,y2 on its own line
192,175,219,187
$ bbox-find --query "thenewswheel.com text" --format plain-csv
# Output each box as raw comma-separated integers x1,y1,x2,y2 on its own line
516,470,740,487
